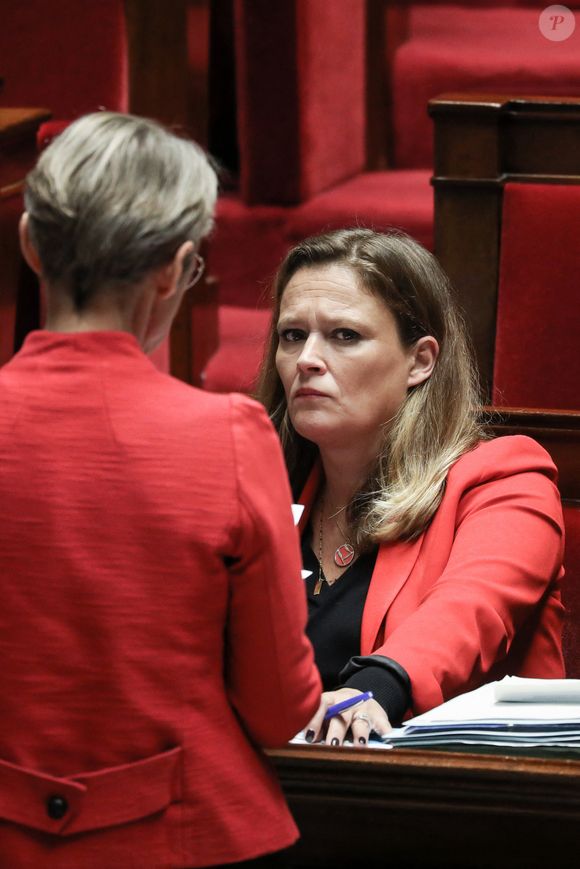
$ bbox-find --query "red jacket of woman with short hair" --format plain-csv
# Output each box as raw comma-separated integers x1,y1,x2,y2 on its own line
0,330,321,869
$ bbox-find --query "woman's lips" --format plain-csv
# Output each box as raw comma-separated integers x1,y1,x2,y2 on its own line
294,388,329,398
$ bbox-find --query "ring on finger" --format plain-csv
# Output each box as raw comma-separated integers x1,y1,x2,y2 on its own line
352,712,372,727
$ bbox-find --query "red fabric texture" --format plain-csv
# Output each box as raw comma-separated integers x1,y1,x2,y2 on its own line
0,0,128,117
493,183,580,410
393,6,580,168
286,169,433,249
212,197,290,307
36,120,71,151
234,0,366,204
0,330,320,866
562,505,580,679
203,306,272,393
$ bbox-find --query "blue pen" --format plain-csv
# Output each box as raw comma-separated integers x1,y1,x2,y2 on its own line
324,691,373,720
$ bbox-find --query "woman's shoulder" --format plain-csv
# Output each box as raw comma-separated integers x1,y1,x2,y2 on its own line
155,376,267,426
448,435,558,488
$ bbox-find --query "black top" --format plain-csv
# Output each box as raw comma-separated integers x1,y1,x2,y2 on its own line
302,529,411,726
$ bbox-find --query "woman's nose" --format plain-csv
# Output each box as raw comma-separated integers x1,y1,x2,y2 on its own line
296,335,326,374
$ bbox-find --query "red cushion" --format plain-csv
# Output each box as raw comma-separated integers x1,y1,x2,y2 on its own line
36,120,70,151
393,6,580,168
213,196,290,307
0,0,128,118
203,306,272,394
234,0,366,204
493,183,580,410
562,506,580,678
285,170,434,250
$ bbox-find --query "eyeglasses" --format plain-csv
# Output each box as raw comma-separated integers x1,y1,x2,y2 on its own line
184,252,205,291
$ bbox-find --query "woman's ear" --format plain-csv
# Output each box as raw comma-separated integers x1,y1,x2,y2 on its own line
407,335,439,388
19,213,43,276
156,240,195,300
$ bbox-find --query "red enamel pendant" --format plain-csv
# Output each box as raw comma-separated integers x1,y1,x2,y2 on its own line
334,543,355,568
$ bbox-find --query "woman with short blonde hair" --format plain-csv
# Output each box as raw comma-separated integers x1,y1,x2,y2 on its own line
0,113,320,868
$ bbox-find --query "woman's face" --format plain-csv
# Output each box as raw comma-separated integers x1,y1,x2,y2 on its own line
275,263,425,452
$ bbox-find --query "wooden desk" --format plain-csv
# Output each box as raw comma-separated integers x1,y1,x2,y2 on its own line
270,744,580,868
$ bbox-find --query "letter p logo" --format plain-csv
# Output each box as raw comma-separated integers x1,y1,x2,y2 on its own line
540,5,576,41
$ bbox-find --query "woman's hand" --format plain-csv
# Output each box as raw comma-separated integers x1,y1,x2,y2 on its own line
304,688,392,746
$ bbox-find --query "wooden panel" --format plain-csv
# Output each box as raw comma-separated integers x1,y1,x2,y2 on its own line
0,108,50,365
124,0,214,383
429,94,580,398
124,0,190,131
483,407,580,501
170,268,218,386
434,183,501,388
270,744,580,868
0,107,50,188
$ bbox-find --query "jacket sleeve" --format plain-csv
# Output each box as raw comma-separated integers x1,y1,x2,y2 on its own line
375,439,565,714
224,394,321,747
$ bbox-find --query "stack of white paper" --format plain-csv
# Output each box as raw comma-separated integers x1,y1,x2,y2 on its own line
385,677,580,751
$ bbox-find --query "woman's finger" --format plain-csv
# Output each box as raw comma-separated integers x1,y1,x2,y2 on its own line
324,712,350,746
303,693,334,743
370,703,393,739
350,711,373,746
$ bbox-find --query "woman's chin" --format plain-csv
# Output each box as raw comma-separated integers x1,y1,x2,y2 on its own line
292,416,341,448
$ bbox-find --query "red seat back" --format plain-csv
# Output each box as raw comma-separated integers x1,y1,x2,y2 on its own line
234,0,366,205
0,0,128,117
493,183,580,410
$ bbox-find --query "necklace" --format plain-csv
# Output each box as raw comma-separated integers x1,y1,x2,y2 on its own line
313,497,357,595
333,515,356,568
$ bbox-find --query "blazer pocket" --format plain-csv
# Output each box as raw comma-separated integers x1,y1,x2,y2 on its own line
0,746,182,836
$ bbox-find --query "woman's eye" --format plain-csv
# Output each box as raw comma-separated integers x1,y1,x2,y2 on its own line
279,328,306,343
333,328,360,342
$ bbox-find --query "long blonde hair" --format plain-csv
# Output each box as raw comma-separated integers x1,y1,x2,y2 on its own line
256,228,485,544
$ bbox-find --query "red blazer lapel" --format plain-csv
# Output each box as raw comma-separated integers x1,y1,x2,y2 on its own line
297,462,322,535
360,535,424,655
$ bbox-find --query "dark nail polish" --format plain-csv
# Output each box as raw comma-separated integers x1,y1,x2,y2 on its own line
305,729,315,743
330,738,339,746
358,736,367,745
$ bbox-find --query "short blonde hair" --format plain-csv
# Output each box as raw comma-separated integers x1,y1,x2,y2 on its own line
24,111,217,309
257,228,485,544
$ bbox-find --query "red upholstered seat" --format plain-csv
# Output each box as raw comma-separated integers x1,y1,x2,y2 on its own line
393,4,580,169
562,505,580,678
493,183,580,410
286,170,433,249
211,197,290,309
203,306,272,394
0,0,128,117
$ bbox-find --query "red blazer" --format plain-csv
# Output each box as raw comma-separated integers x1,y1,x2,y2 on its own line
299,436,565,715
0,331,321,869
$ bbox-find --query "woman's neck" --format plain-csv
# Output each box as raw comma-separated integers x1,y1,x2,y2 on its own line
318,442,377,514
44,281,153,344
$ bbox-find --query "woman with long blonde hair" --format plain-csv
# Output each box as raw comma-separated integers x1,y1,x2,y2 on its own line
258,227,565,745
